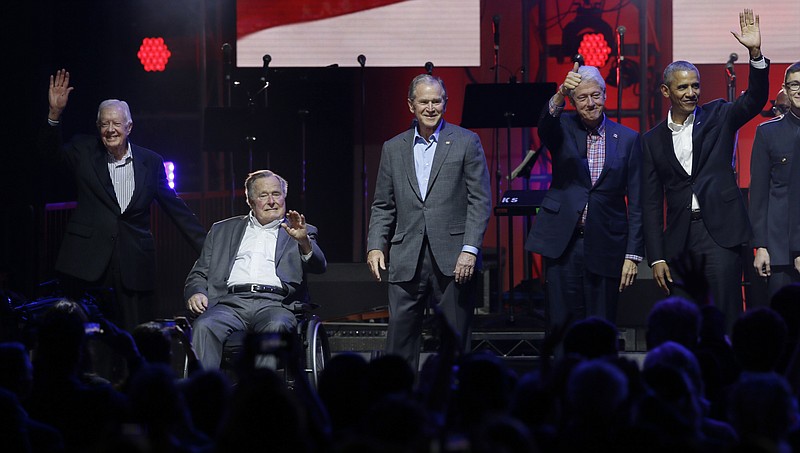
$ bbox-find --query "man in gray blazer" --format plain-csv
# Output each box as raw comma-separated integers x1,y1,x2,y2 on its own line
185,170,326,369
367,74,492,370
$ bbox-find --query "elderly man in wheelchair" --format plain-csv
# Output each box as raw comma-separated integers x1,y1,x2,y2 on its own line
185,170,327,383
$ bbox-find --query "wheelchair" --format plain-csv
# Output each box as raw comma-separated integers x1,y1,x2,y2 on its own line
219,302,330,389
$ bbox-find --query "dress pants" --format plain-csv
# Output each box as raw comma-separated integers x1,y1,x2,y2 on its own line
386,240,475,372
671,218,743,333
192,293,296,370
544,232,619,330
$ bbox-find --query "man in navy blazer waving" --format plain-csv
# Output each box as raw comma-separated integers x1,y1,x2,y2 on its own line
525,63,643,329
641,9,769,332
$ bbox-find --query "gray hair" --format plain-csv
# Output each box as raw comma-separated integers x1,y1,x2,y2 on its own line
96,99,133,126
407,74,448,102
663,61,700,87
245,169,288,201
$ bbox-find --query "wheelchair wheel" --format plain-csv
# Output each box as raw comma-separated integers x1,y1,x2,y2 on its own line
303,314,330,388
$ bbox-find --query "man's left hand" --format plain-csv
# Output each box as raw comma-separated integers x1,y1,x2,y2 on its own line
453,252,477,284
619,259,638,292
281,210,312,253
731,8,761,56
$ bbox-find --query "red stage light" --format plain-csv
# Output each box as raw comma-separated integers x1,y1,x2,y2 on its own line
137,38,172,72
577,33,611,67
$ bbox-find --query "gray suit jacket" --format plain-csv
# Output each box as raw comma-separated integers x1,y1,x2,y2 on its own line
367,121,492,282
184,215,326,306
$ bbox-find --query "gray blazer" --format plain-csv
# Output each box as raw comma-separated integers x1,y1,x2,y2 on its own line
184,215,326,306
367,121,492,282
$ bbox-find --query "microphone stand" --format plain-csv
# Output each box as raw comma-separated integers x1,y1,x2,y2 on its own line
616,26,625,124
358,55,367,261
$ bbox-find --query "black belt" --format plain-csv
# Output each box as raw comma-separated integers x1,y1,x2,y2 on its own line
228,284,288,297
575,225,585,237
690,209,702,221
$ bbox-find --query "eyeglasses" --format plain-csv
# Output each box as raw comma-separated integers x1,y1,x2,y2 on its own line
573,92,604,103
785,81,800,93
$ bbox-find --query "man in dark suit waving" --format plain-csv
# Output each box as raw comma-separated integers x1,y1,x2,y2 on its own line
367,74,492,371
525,63,643,328
40,69,206,331
641,9,769,331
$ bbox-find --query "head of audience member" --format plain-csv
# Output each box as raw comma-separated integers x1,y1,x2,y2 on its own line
563,316,618,359
770,283,800,349
772,89,790,116
782,61,800,117
179,369,231,440
731,307,787,373
563,358,629,437
96,99,133,157
216,368,311,452
646,296,700,350
0,342,33,402
365,353,415,402
661,60,701,125
643,341,707,424
453,351,517,430
316,352,370,439
567,65,607,129
727,373,797,450
245,169,288,226
407,74,448,138
33,299,90,378
132,321,172,365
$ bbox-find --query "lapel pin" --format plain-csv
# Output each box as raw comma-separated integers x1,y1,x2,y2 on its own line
613,133,618,138
445,141,451,145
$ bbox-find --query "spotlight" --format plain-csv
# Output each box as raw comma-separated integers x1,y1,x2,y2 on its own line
164,161,176,189
561,2,615,67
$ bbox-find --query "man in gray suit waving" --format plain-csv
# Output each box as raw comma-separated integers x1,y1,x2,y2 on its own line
186,170,326,369
367,74,492,370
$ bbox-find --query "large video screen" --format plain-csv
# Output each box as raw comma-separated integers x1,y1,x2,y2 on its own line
236,0,480,68
673,0,799,64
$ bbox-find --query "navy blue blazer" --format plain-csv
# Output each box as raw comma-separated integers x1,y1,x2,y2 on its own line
641,60,769,264
525,111,644,279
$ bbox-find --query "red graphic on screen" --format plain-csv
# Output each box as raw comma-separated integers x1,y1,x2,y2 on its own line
237,0,408,38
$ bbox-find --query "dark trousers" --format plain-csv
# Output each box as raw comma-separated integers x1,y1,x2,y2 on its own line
61,250,154,333
544,234,619,330
386,242,475,372
192,293,296,369
672,219,743,333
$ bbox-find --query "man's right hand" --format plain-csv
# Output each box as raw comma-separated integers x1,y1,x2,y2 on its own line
187,293,208,314
367,249,386,282
754,247,771,277
48,69,73,121
652,261,673,296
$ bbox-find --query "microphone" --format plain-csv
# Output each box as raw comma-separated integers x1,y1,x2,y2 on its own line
617,26,626,59
425,61,434,75
222,43,232,66
572,53,585,66
262,54,271,70
726,52,738,70
492,15,501,49
357,54,366,68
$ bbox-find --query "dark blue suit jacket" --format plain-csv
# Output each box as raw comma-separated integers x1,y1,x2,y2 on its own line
641,61,769,264
525,111,643,279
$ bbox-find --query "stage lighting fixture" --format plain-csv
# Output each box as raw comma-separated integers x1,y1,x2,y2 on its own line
137,37,172,72
562,2,615,67
164,161,176,189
